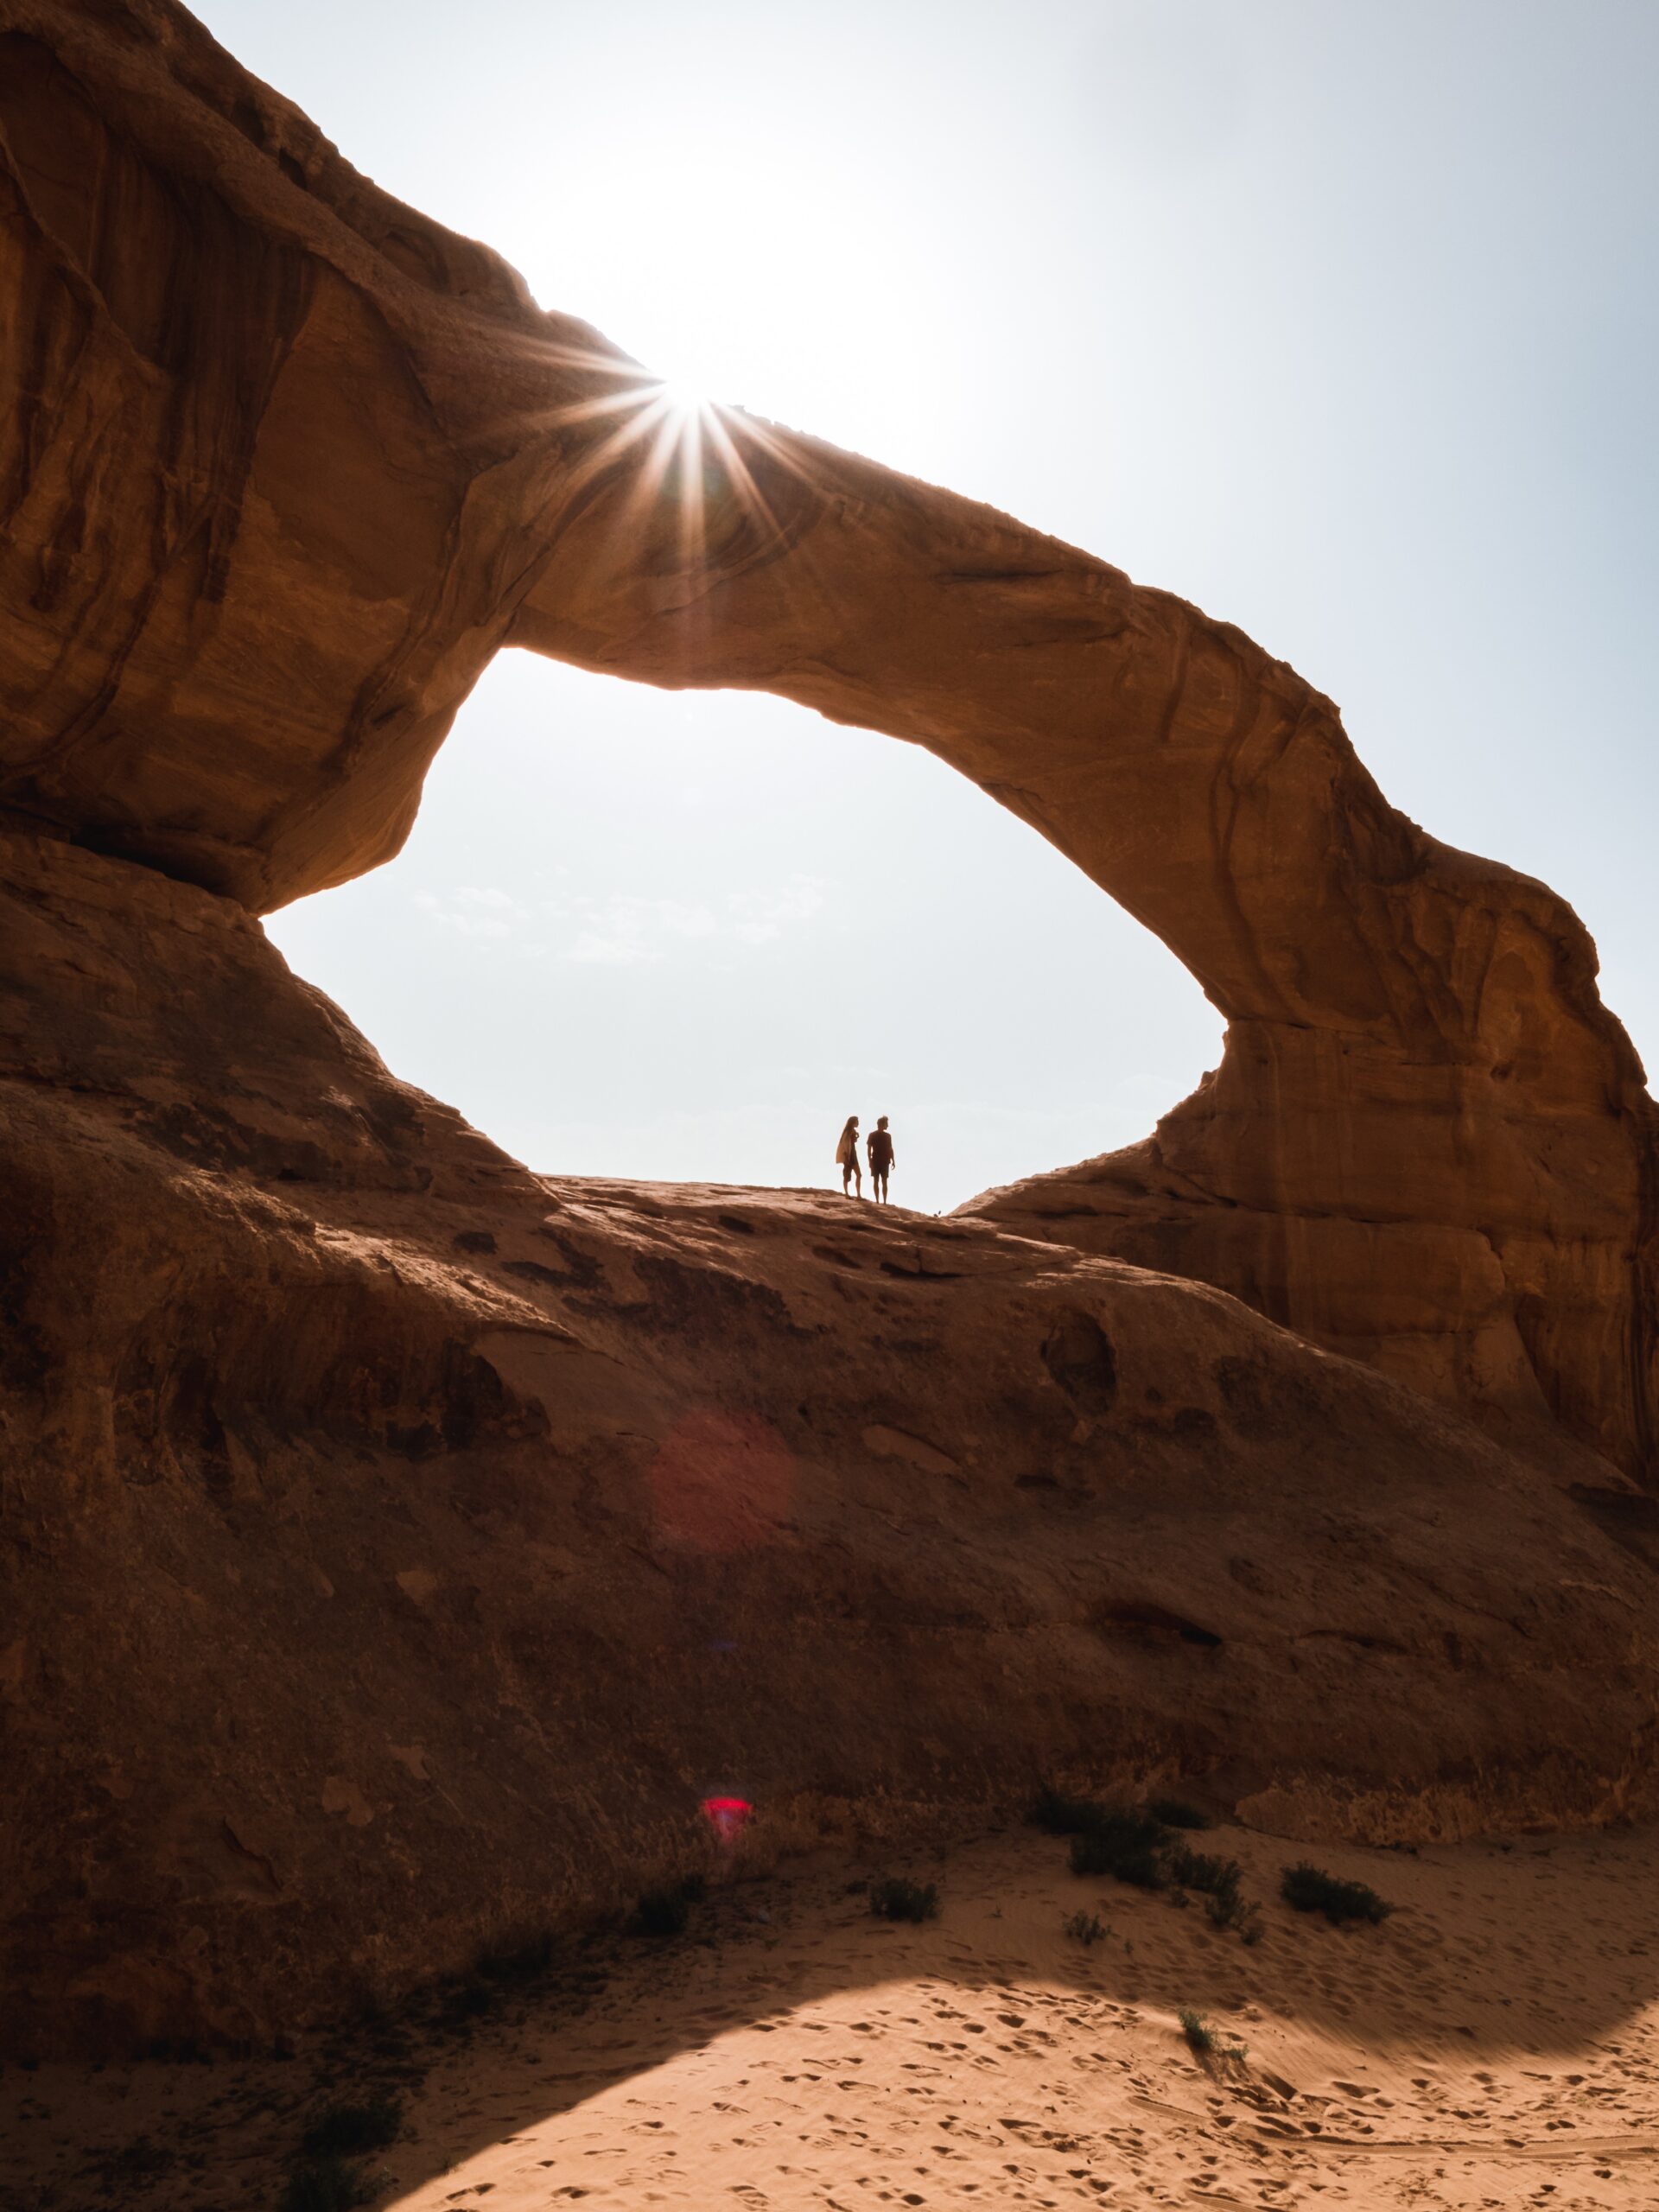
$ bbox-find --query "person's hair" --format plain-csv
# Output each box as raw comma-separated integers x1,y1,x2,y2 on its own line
841,1114,859,1135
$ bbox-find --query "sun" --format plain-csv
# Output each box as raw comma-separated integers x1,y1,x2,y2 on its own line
651,374,714,424
532,340,801,574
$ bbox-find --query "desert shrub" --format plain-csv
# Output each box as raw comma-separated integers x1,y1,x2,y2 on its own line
1068,1806,1169,1888
300,2098,403,2159
1160,1843,1264,1938
1213,1892,1264,1942
633,1871,709,1938
281,2155,378,2212
635,1888,690,1936
1280,1862,1394,1926
869,1877,940,1923
1148,1796,1212,1830
1062,1910,1108,1945
1028,1783,1110,1836
1178,2006,1213,2056
1163,1844,1238,1899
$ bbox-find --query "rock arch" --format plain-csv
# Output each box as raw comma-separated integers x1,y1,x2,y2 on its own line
1,0,1653,1475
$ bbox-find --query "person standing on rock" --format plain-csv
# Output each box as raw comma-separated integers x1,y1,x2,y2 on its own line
868,1115,895,1204
836,1115,863,1197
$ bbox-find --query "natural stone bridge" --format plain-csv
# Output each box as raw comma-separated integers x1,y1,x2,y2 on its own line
4,1,1651,1473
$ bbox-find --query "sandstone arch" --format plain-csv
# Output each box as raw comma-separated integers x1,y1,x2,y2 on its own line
12,0,1659,2056
1,0,1653,1479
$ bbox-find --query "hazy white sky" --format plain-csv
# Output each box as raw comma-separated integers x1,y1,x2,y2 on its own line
213,0,1658,1215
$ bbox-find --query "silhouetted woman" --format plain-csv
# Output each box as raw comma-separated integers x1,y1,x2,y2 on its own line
836,1114,862,1198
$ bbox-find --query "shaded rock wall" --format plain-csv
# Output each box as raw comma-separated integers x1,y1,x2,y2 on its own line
5,828,1658,2054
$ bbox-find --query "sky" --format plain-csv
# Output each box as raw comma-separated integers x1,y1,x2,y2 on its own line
201,0,1659,1216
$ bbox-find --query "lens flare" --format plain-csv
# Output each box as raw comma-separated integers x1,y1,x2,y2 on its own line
702,1796,753,1845
516,334,837,639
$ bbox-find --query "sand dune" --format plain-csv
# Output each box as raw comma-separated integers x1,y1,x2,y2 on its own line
7,1820,1659,2209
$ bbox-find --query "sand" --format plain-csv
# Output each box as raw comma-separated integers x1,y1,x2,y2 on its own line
6,1821,1659,2210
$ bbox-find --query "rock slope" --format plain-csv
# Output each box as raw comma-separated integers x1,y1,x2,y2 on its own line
3,827,1657,2054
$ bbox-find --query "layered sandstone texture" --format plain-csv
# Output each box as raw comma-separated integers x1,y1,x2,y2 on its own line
2,0,1654,1473
5,826,1659,2056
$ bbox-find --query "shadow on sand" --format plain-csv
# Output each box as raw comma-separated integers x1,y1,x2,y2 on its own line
10,1817,1659,2208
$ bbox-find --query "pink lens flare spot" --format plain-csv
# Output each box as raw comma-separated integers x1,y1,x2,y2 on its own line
702,1796,753,1843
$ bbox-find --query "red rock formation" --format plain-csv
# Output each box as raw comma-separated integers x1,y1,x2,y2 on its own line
3,0,1651,1471
4,824,1657,2053
3,0,1658,2051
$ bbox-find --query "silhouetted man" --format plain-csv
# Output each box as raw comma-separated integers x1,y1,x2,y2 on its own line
868,1115,895,1203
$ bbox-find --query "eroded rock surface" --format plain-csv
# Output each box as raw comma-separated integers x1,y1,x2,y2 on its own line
4,828,1657,2054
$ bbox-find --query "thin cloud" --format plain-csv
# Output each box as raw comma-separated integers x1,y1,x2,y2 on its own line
557,876,828,964
413,887,529,939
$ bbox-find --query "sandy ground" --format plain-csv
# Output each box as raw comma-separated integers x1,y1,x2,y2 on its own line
6,1820,1659,2211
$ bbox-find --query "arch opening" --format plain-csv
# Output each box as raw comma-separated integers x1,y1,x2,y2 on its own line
264,650,1224,1219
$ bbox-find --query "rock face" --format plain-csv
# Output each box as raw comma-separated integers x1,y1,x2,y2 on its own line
2,0,1658,2053
5,824,1658,2054
964,915,1659,1476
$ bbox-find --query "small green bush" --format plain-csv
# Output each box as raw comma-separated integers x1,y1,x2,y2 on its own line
1028,1783,1109,1836
300,2098,403,2160
632,1872,708,1937
1212,1892,1264,1942
1068,1807,1169,1888
1148,1796,1212,1830
1160,1843,1267,1937
1062,1910,1108,1945
281,2155,378,2212
635,1887,692,1936
1163,1844,1239,1899
869,1877,940,1923
1178,2006,1213,2056
1281,1862,1394,1926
